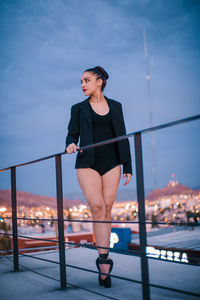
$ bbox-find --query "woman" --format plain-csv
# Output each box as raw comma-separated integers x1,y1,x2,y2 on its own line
65,66,132,288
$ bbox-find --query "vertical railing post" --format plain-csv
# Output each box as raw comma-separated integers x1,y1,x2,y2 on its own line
55,154,67,288
134,133,151,300
11,167,19,271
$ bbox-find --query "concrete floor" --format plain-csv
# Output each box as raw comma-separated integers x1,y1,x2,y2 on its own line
0,247,200,300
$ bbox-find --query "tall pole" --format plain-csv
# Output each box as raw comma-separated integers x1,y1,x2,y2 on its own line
55,155,67,288
11,167,19,271
143,28,158,190
134,134,150,300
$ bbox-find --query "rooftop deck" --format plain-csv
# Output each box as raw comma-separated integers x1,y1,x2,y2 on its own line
1,247,200,300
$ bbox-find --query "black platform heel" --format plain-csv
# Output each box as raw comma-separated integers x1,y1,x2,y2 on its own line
96,253,113,288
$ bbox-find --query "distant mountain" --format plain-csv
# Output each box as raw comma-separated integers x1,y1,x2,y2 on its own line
1,181,198,209
0,190,82,209
146,181,200,201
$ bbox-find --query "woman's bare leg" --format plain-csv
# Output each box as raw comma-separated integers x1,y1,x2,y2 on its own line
102,165,121,237
77,168,109,255
77,166,121,279
100,165,121,279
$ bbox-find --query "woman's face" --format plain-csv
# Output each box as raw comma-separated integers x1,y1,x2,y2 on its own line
81,71,102,96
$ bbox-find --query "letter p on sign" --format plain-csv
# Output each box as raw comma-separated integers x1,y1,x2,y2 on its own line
110,232,119,248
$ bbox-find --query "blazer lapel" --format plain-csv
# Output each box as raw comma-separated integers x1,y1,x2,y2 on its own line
80,97,92,127
106,96,124,136
105,96,122,121
80,96,121,129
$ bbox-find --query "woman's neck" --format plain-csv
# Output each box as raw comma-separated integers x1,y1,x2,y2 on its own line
89,91,105,103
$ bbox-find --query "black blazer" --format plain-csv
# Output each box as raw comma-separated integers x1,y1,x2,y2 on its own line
65,96,132,174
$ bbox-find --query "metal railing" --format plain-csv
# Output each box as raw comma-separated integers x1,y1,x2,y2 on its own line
0,113,200,300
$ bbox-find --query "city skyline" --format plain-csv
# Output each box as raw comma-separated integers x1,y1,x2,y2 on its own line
1,178,199,239
0,176,199,206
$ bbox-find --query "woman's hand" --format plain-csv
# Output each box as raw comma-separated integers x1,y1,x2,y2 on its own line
123,173,132,186
65,143,79,154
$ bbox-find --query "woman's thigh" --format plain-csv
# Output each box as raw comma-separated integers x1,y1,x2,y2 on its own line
102,165,121,208
76,168,104,209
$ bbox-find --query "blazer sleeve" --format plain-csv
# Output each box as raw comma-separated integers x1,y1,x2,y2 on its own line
118,103,133,175
65,104,80,149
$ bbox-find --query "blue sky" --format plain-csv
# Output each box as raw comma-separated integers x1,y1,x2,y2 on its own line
0,0,200,198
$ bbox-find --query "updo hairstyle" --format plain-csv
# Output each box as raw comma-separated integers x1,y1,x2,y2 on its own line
84,66,109,91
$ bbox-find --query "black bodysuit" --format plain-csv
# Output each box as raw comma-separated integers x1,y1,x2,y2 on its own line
89,102,120,176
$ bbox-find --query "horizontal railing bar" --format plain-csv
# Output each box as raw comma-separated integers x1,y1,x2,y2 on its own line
0,245,77,256
6,252,142,295
2,232,200,263
0,245,59,253
16,253,200,296
4,247,200,264
136,113,200,135
16,252,144,285
20,248,200,265
3,254,200,299
3,232,59,242
1,233,137,255
18,252,142,285
3,254,60,281
57,263,200,298
4,254,121,300
2,233,140,256
0,114,199,172
0,151,66,172
2,216,200,226
3,244,198,269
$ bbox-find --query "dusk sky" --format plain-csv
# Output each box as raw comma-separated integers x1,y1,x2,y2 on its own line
0,0,200,199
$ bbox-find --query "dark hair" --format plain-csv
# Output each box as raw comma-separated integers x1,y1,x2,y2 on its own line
84,66,109,91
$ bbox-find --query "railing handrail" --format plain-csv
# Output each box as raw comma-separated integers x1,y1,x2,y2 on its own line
0,113,199,172
2,112,200,298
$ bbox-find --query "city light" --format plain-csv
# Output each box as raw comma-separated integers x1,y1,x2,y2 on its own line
0,207,6,213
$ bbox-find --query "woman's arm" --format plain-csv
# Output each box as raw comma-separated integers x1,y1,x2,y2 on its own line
118,102,133,176
65,104,80,153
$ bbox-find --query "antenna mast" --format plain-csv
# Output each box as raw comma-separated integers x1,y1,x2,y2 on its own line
143,28,158,190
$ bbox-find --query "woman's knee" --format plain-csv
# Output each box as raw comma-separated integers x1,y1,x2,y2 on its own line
90,202,106,219
105,203,112,219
